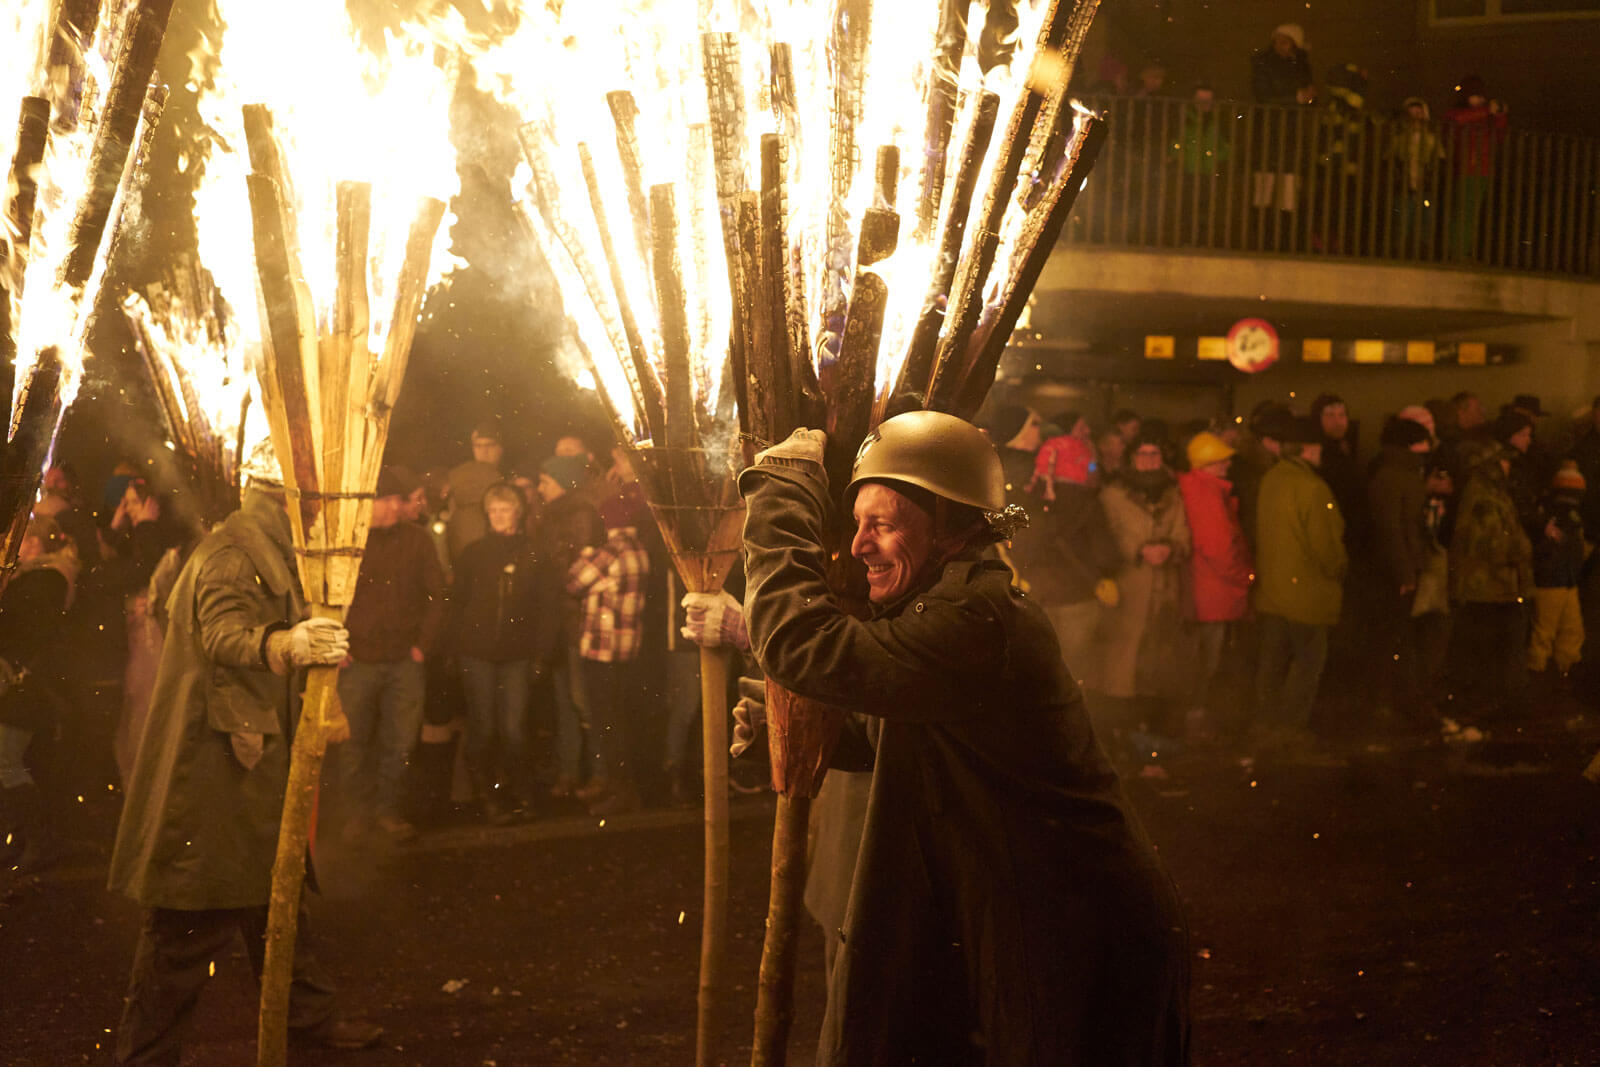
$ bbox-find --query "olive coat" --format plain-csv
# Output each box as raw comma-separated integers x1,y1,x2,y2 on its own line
108,489,304,910
1253,456,1347,626
741,460,1189,1066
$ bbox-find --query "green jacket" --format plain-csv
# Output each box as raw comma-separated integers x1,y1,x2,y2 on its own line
1253,456,1347,625
740,458,1188,1066
108,489,304,910
1450,463,1533,604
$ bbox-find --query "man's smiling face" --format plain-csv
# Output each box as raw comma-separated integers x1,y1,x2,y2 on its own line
850,482,936,604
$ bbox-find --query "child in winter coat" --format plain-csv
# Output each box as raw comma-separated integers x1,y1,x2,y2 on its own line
1528,464,1588,678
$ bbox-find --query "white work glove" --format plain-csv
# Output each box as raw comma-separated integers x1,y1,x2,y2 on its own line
754,428,826,469
268,617,350,671
729,675,767,758
681,590,749,652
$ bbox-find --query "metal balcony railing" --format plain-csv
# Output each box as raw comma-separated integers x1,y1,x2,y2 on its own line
1061,94,1600,278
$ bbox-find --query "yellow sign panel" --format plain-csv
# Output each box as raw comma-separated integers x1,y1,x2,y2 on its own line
1354,339,1385,364
1197,336,1227,361
1458,341,1487,365
1302,338,1332,363
1145,335,1175,359
1406,341,1436,365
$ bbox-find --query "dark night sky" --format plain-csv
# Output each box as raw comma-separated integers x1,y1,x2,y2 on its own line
56,0,615,517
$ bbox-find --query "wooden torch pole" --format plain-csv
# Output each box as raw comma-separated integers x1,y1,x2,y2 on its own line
698,643,730,1067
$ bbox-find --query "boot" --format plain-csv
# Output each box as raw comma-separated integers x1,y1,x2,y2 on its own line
2,784,48,871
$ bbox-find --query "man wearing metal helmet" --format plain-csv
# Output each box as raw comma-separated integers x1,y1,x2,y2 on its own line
740,412,1189,1065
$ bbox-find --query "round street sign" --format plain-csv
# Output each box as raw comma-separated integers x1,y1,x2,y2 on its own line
1226,317,1280,374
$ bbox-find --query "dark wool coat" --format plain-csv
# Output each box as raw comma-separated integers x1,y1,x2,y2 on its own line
108,490,303,910
449,530,553,663
741,460,1189,1066
1368,445,1428,591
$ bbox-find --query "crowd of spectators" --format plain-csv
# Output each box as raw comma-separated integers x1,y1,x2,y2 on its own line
987,388,1600,774
0,418,718,875
1081,23,1522,261
4,383,1598,864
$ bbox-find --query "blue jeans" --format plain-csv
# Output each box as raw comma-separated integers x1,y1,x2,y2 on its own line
551,643,589,783
335,659,426,819
662,650,702,773
1254,614,1329,732
459,657,532,802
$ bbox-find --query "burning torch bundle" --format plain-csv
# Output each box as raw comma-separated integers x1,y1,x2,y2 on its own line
121,259,253,525
172,2,464,1060
477,0,1105,1060
0,0,175,574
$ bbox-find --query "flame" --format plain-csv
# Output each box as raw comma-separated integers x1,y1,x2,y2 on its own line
121,263,257,502
0,0,52,212
8,3,125,430
192,0,464,384
467,0,1067,442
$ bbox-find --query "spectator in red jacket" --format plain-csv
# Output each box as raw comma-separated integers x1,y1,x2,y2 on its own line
1443,74,1508,259
1178,432,1253,724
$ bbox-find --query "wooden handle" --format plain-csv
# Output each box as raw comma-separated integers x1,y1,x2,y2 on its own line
752,792,811,1066
696,645,730,1067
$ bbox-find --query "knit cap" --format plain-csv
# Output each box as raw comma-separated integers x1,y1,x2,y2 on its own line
540,454,588,491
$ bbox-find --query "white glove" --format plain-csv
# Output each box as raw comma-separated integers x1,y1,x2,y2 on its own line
730,697,765,759
681,590,748,651
729,675,767,758
269,617,349,670
754,427,827,469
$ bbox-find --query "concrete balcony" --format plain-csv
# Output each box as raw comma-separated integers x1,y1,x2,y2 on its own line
1017,97,1600,423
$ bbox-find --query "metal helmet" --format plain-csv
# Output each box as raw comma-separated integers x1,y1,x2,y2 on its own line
845,410,1008,513
240,436,284,488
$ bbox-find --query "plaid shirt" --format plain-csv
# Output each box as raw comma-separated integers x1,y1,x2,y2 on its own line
565,525,651,662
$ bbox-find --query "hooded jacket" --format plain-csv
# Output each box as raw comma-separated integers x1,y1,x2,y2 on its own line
108,489,304,910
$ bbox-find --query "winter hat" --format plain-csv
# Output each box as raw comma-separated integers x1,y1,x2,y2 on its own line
1047,434,1097,487
1401,96,1431,120
1553,462,1586,492
1491,410,1533,447
1249,400,1295,442
376,464,420,500
540,454,588,491
1380,416,1431,450
984,404,1033,448
1455,75,1486,104
599,482,647,529
1510,394,1544,417
1397,404,1436,439
1273,23,1306,49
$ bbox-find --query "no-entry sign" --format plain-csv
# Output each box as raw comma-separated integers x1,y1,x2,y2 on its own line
1226,318,1280,374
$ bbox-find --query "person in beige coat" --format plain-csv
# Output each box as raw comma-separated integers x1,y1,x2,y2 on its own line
1098,431,1193,748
